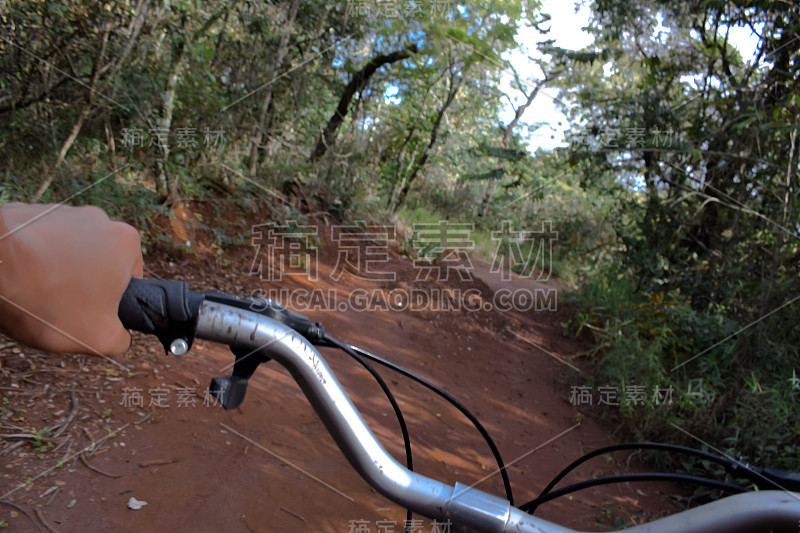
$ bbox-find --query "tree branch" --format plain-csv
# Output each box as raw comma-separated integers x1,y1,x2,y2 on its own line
310,44,418,162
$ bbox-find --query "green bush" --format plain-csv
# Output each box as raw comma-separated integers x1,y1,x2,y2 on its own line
569,264,800,472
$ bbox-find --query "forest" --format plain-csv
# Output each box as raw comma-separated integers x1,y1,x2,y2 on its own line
1,0,799,477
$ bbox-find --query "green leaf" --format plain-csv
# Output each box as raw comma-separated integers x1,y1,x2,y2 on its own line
195,42,212,62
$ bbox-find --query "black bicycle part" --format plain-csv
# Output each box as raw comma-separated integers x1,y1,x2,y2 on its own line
203,291,327,343
521,442,793,514
758,467,800,493
209,346,270,410
117,281,324,408
118,278,204,355
534,443,753,507
202,292,328,409
520,473,750,511
754,468,800,492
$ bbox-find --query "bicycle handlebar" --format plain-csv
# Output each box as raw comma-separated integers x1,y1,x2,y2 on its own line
118,279,800,533
196,298,566,532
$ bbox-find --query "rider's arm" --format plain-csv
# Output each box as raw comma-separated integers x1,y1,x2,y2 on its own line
0,203,143,356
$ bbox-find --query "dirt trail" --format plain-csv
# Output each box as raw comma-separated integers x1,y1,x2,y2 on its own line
0,210,683,532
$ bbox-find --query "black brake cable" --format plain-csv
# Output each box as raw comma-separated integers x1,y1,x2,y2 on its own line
340,341,515,505
321,333,415,531
520,473,750,511
523,442,764,514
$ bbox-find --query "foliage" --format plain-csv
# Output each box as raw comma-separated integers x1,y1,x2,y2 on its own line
1,0,799,475
557,0,800,470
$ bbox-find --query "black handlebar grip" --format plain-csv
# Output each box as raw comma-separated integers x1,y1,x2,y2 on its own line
118,278,204,353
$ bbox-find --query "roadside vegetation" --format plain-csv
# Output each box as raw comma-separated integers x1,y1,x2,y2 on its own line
1,0,798,472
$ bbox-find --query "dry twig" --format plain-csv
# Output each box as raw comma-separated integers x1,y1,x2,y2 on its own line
139,458,177,467
79,453,120,478
0,501,42,532
52,392,79,439
34,507,59,533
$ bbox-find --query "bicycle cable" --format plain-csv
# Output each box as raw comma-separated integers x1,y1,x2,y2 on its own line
321,333,415,531
339,341,515,505
520,473,750,511
522,442,766,514
275,315,771,516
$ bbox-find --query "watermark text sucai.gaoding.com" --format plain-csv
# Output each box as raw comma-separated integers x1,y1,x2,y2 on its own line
249,286,557,313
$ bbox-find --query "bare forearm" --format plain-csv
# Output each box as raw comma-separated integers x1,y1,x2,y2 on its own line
0,203,143,356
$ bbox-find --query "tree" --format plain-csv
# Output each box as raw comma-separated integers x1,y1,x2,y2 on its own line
310,44,418,163
550,0,800,468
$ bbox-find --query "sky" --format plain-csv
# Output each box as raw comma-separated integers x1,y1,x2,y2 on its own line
502,0,763,152
499,0,594,151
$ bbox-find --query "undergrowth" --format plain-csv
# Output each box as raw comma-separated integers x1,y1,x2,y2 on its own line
567,264,800,473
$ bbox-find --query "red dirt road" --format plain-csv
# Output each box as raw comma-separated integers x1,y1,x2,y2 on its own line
0,214,683,532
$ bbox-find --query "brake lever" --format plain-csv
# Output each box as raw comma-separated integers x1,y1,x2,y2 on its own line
209,346,269,410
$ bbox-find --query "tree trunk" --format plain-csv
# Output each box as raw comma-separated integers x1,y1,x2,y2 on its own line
155,49,184,202
247,0,300,177
480,77,551,216
386,126,416,210
32,27,110,202
155,0,239,203
310,44,418,162
391,74,464,212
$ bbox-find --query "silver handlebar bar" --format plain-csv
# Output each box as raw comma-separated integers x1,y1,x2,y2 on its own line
194,300,800,533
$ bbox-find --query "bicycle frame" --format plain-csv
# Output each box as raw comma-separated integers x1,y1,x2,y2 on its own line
194,299,800,533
